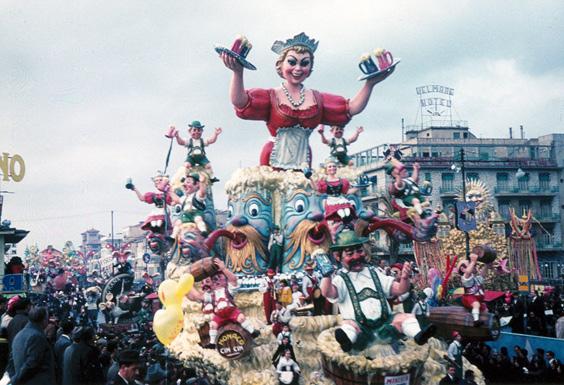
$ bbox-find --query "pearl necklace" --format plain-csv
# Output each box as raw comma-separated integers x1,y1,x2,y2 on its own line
281,83,305,108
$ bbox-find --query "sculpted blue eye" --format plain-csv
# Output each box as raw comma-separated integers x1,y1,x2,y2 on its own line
248,202,259,217
300,60,310,67
288,59,297,66
294,198,306,213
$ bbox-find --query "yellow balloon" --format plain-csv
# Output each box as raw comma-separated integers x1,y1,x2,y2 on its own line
158,279,181,306
152,305,184,346
176,273,194,297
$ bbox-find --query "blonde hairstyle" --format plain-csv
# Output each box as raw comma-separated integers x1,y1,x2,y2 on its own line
275,46,314,79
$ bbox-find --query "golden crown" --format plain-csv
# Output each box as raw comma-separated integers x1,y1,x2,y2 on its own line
271,32,318,55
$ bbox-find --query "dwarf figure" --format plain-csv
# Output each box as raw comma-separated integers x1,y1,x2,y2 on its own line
188,259,259,349
127,171,173,234
320,230,436,352
318,125,364,167
388,263,413,313
170,172,207,236
387,158,431,217
168,121,222,181
457,252,489,327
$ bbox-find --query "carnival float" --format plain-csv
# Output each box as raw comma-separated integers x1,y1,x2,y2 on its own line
123,32,539,385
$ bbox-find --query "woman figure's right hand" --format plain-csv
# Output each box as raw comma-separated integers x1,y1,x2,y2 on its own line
220,52,244,74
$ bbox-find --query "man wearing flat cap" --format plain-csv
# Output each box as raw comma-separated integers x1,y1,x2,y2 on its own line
320,230,436,352
107,350,140,385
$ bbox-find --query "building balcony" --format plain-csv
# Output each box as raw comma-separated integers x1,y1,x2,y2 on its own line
494,184,559,196
536,241,563,251
536,213,560,222
439,186,458,196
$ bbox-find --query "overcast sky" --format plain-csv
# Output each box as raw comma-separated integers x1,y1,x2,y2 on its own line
2,1,563,252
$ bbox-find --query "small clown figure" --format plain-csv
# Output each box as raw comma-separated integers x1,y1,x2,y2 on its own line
318,125,364,167
168,120,222,181
457,252,489,327
187,259,260,349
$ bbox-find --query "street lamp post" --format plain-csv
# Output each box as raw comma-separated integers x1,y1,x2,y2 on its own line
459,148,470,259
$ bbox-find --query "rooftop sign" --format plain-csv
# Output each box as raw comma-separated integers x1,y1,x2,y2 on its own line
0,153,26,182
416,85,454,115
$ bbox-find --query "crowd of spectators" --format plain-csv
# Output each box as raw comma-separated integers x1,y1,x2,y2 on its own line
490,288,564,338
463,342,563,383
0,269,211,385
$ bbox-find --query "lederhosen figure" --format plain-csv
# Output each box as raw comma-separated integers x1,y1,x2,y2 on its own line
330,137,351,166
186,137,209,167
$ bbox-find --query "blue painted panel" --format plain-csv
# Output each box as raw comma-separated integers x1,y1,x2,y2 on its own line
486,331,564,357
2,274,24,291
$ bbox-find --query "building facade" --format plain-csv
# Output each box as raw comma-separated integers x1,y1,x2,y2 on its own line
351,123,564,279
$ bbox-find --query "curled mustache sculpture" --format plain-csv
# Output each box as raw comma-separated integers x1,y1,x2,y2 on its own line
284,220,331,270
224,224,268,274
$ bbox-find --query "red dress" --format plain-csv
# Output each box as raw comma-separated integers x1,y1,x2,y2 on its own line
235,88,351,169
141,191,172,231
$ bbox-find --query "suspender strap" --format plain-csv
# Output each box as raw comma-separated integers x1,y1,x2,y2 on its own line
338,268,391,329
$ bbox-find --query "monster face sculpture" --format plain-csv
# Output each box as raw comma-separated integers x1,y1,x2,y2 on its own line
169,224,209,264
225,191,272,274
281,188,331,272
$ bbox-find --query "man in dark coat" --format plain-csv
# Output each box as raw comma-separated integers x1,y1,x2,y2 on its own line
53,318,75,385
107,350,140,385
439,365,461,385
5,296,31,378
62,326,102,385
11,306,55,385
6,297,31,345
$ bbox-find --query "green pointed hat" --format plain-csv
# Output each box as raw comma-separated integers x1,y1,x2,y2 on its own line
189,120,205,129
329,230,369,251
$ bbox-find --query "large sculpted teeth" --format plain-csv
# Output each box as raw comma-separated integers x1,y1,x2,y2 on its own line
337,209,346,219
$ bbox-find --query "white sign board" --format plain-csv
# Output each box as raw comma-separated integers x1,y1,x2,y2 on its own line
384,373,410,385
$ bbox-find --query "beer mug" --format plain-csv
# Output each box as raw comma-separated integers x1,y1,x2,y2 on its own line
358,53,379,74
230,35,243,54
472,244,497,264
125,177,134,190
375,48,394,70
312,250,335,277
